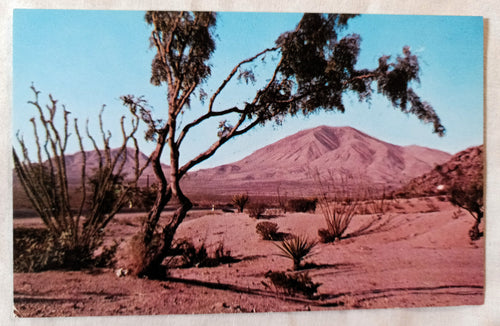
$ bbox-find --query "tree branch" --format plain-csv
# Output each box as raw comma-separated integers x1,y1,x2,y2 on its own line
208,47,278,113
176,106,244,147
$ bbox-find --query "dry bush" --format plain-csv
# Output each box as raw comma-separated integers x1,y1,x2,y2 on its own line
170,239,237,268
256,221,280,240
317,197,359,243
126,232,165,278
264,271,321,299
129,183,159,211
313,171,361,243
247,202,267,219
287,198,317,213
13,87,149,270
232,193,249,213
14,227,117,272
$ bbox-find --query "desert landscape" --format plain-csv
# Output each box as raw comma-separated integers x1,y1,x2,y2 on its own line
11,10,485,320
12,126,485,317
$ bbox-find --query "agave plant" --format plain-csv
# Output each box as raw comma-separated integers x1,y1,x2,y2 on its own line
275,235,317,270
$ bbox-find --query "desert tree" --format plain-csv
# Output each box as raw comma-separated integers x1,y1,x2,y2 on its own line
13,86,150,267
133,11,445,278
449,177,484,240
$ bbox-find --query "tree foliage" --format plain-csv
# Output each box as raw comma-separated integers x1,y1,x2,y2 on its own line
132,11,445,278
449,178,484,240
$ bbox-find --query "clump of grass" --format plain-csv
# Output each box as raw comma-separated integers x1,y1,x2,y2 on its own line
264,270,321,299
171,239,238,268
275,235,316,270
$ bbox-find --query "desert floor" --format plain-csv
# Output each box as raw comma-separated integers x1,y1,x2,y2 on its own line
13,196,484,317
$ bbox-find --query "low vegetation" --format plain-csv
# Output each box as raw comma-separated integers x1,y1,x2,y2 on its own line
232,193,249,213
14,227,117,272
287,198,317,213
171,239,238,268
317,196,359,243
264,270,321,299
247,202,267,219
275,235,317,271
13,87,149,270
256,221,280,240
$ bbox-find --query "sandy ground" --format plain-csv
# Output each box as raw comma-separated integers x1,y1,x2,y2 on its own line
13,197,484,317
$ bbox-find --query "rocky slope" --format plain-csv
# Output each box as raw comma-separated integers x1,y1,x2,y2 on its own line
184,126,452,196
396,145,483,197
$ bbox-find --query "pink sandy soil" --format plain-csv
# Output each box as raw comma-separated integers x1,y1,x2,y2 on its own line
13,197,484,317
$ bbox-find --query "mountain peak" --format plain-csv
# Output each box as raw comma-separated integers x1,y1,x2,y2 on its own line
186,126,452,196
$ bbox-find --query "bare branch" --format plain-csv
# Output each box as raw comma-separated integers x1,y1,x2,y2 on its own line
74,118,86,239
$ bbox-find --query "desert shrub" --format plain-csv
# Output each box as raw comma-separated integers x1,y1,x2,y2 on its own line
287,198,317,213
171,239,237,268
247,202,267,219
14,228,64,272
13,227,117,272
232,193,249,213
448,180,483,240
13,88,148,270
275,235,317,270
129,183,159,211
93,241,119,268
256,221,280,240
276,185,288,213
317,197,358,243
312,171,360,243
264,271,321,298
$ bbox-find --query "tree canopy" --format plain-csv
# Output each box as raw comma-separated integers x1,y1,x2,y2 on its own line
132,11,445,278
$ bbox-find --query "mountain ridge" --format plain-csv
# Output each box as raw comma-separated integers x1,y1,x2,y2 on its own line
14,125,456,204
183,125,452,196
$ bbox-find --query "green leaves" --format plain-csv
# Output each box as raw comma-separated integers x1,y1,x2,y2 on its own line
146,11,216,87
271,14,445,135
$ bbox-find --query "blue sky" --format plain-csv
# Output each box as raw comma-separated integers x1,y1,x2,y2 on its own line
13,10,483,169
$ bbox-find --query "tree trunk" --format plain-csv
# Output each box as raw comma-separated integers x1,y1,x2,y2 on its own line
469,210,483,241
134,119,196,279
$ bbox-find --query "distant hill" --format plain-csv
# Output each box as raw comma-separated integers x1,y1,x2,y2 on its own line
13,147,161,209
13,126,460,209
396,145,484,197
183,126,452,197
61,147,161,186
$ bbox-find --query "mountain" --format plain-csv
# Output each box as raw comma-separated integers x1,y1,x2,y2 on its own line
13,126,457,207
13,147,164,190
182,126,452,196
396,145,483,197
62,147,158,185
